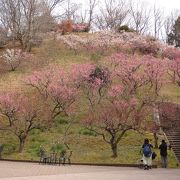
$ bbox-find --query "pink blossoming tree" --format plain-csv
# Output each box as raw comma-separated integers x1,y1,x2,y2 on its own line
78,53,167,158
71,63,111,110
0,92,50,152
25,65,77,120
168,58,180,87
25,65,78,150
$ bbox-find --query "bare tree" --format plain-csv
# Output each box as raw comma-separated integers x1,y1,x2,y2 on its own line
87,0,98,29
129,0,151,34
0,0,64,51
44,0,65,12
95,0,129,30
0,27,8,48
152,5,164,39
59,0,80,22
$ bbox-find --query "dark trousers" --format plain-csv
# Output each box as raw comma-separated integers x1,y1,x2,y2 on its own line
161,155,168,168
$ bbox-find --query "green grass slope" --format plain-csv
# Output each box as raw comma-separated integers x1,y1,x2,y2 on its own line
0,33,179,168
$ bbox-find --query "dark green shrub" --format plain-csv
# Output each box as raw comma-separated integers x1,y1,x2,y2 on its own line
50,143,65,153
117,25,135,32
79,128,97,136
55,117,68,125
3,144,16,154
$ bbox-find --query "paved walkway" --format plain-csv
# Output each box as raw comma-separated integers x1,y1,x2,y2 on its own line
0,161,179,180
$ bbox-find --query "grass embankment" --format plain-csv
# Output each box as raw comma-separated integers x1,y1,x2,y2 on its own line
0,122,177,167
0,35,179,168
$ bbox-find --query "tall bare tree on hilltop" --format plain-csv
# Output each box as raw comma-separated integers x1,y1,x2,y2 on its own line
0,0,64,51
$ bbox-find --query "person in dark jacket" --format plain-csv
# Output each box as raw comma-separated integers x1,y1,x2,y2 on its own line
159,140,168,168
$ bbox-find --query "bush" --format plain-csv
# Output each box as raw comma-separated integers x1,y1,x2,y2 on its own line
3,143,17,155
130,40,160,56
162,47,180,60
79,128,97,136
58,20,73,35
117,25,135,33
50,143,65,153
55,117,68,125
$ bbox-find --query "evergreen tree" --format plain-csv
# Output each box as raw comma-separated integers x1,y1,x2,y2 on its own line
167,16,180,47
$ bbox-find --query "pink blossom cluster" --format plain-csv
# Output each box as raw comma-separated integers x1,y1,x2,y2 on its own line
162,47,180,60
72,23,89,32
57,31,164,56
168,58,180,86
25,64,77,117
108,53,169,97
71,63,111,89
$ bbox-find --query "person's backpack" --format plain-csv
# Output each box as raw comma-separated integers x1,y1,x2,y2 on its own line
143,145,152,157
152,152,157,160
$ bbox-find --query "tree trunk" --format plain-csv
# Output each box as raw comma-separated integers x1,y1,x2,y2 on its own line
18,137,26,153
153,132,158,149
111,143,118,158
26,42,32,52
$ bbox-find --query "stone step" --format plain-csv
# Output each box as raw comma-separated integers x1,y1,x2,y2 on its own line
168,139,180,141
168,138,180,141
170,147,180,149
168,141,180,143
166,134,180,137
172,147,180,150
171,143,180,145
173,151,180,154
169,144,180,146
174,152,180,154
169,143,180,146
167,135,180,137
166,132,180,134
165,130,180,133
172,149,180,152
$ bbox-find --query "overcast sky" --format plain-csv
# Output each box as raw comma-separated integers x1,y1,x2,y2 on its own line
74,0,180,14
145,0,180,12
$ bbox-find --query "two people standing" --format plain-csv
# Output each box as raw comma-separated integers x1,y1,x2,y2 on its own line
142,138,169,169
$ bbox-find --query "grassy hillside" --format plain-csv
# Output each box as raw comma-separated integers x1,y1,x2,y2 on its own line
0,32,179,168
0,121,178,167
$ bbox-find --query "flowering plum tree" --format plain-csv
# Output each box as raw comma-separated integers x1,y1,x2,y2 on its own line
162,47,180,60
1,49,30,71
80,53,167,157
84,96,148,158
168,58,180,86
143,55,168,95
25,65,78,150
25,65,77,119
71,63,111,110
0,92,50,152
